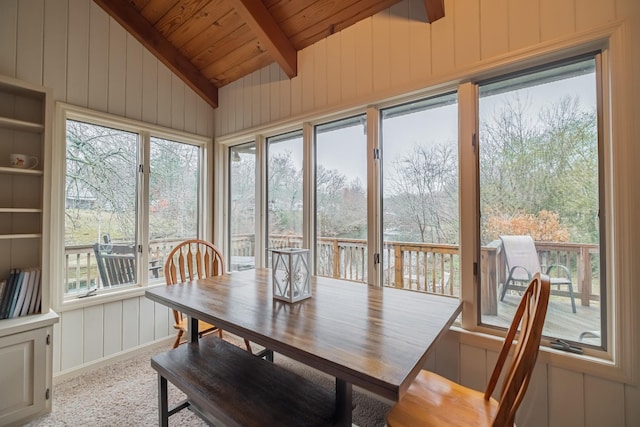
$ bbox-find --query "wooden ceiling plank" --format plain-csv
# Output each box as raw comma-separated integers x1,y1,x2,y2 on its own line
267,0,317,28
93,0,218,108
180,8,244,58
140,0,175,24
201,35,264,79
231,0,298,78
191,25,256,69
155,0,211,38
168,0,232,48
423,0,445,23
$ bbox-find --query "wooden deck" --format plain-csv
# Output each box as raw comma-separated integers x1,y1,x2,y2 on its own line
483,293,601,345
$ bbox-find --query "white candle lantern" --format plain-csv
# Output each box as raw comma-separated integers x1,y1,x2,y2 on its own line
271,248,311,303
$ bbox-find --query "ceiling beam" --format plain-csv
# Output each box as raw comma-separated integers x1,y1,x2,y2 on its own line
232,0,298,78
424,0,445,23
93,0,219,108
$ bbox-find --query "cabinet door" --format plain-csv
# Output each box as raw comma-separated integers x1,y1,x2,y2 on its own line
0,327,48,426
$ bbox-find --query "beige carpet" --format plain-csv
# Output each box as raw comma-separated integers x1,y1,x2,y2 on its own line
24,337,391,427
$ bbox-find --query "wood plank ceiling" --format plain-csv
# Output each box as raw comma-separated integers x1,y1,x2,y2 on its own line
94,0,445,108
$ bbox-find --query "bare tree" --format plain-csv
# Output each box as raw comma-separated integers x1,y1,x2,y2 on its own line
386,144,458,243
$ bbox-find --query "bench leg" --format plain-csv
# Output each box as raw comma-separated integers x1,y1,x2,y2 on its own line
188,317,199,343
158,374,169,427
335,378,353,427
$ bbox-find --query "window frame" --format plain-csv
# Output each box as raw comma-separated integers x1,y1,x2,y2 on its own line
52,102,212,312
215,24,634,383
468,54,606,350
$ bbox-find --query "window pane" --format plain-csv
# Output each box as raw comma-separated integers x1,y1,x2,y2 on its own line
149,137,200,281
65,120,138,294
478,58,603,347
315,115,368,282
381,93,459,295
266,131,303,263
229,143,256,271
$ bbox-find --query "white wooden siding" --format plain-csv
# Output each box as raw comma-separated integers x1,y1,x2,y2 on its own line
213,0,640,426
54,296,173,377
0,0,214,377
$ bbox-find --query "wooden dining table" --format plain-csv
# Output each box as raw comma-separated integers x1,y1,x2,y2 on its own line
145,268,462,426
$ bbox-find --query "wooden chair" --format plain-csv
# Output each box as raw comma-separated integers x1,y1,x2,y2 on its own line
386,273,551,427
93,242,136,287
500,235,576,313
164,239,252,352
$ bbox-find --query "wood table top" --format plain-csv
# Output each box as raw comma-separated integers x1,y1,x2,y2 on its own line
145,268,462,401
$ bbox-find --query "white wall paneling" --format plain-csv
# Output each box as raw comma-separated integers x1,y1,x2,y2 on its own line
171,74,185,130
156,62,172,128
459,344,486,393
480,0,509,60
584,375,625,427
107,19,126,116
453,0,480,68
430,0,455,78
576,0,616,31
16,0,44,85
88,0,108,111
60,309,83,371
507,0,540,51
372,9,391,93
66,0,89,106
389,2,411,85
44,0,69,102
548,366,585,426
82,305,104,363
141,49,158,125
153,302,170,341
121,298,140,351
0,0,17,77
540,0,576,42
434,329,459,383
184,87,197,134
355,18,374,98
103,301,123,357
125,34,143,121
138,296,156,345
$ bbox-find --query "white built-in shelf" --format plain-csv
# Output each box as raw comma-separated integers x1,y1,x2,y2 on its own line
0,233,41,240
0,116,44,133
0,166,43,176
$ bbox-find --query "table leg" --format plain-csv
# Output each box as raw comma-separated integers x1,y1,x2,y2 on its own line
158,374,168,427
335,378,353,427
188,317,199,343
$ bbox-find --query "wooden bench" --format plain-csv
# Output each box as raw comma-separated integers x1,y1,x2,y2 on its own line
151,335,337,427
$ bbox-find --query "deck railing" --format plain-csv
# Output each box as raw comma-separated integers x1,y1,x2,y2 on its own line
65,235,599,309
64,238,185,294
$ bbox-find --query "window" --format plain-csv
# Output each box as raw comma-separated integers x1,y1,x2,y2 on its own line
381,93,459,293
266,131,303,263
221,48,619,366
55,104,209,302
477,56,604,348
229,142,256,271
315,115,368,281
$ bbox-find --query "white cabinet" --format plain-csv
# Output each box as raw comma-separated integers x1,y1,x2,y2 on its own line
0,319,55,426
0,74,58,425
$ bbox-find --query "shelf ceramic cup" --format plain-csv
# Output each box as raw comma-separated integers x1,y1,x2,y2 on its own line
9,153,38,169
